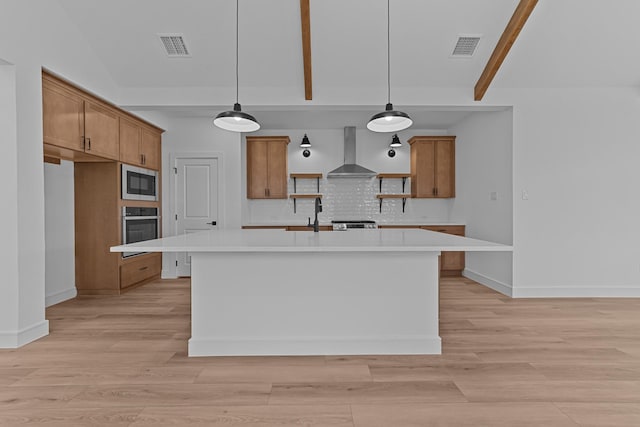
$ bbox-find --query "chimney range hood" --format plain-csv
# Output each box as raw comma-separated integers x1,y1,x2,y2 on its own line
327,127,377,178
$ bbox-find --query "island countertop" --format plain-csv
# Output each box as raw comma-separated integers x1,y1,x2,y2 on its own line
111,228,512,253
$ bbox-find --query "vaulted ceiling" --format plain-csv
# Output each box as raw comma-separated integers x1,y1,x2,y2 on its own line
54,0,640,128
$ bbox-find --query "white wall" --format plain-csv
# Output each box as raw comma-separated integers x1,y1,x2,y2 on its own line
159,117,242,277
243,128,452,225
0,0,119,347
491,88,640,297
44,161,76,306
0,63,20,346
449,110,514,295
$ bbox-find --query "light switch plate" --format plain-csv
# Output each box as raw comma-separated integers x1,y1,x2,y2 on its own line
490,191,498,201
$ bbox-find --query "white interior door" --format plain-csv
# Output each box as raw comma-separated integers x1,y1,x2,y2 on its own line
175,157,219,276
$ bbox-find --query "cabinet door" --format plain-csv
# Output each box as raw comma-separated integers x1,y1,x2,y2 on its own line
119,117,142,166
266,140,288,198
435,140,455,198
411,141,436,198
42,82,84,151
246,140,269,198
441,251,465,272
141,128,161,171
84,101,119,160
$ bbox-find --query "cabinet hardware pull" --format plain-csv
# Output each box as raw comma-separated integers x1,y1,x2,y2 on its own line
82,136,85,150
432,187,436,196
139,266,148,271
87,138,91,150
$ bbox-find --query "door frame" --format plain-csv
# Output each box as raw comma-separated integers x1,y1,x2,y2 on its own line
168,152,225,278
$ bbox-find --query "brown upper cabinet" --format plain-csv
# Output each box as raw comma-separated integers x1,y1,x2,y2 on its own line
408,136,456,198
246,136,290,199
43,73,119,161
119,117,161,171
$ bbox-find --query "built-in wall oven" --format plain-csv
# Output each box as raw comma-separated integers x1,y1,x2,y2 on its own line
122,207,160,258
122,164,159,201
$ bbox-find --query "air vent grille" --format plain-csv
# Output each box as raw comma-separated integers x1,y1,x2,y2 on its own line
452,36,481,57
159,34,190,57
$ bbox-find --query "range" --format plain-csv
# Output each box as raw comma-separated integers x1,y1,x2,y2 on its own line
331,220,377,231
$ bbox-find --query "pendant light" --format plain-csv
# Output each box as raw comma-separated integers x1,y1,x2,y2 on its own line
388,134,401,157
367,0,412,133
214,0,260,132
300,133,311,157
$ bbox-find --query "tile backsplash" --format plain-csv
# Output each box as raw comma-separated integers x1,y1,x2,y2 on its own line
245,177,452,225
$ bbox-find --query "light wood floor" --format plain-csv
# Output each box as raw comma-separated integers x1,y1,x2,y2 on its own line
2,277,640,426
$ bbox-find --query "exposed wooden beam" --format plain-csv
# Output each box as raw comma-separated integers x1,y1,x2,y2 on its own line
300,0,312,100
474,0,538,101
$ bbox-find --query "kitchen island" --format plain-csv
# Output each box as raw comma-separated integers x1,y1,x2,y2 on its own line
111,228,511,356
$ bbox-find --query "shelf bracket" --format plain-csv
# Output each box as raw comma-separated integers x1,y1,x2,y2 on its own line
379,177,383,193
293,177,297,193
293,197,297,214
379,198,383,213
402,197,407,213
402,177,407,193
316,177,320,192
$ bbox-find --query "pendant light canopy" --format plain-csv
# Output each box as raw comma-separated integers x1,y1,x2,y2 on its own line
214,0,260,133
367,0,412,133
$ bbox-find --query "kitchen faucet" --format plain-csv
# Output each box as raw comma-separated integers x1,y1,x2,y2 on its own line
307,197,322,232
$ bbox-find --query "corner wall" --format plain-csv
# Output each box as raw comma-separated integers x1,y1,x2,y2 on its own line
0,0,119,347
44,161,76,306
449,110,514,295
503,88,640,297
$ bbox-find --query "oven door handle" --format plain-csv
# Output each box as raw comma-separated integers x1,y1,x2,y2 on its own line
123,216,160,220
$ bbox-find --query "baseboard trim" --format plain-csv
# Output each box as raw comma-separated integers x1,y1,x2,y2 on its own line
189,335,442,357
0,319,49,348
45,287,77,307
512,286,640,298
463,269,513,297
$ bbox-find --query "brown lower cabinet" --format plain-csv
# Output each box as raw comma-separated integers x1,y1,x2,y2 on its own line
120,254,162,289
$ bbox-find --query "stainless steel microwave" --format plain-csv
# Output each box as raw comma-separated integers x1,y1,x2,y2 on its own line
122,164,159,201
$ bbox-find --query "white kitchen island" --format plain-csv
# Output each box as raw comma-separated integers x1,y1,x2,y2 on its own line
111,228,511,356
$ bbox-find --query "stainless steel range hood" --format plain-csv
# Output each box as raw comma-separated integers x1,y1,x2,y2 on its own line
327,127,377,178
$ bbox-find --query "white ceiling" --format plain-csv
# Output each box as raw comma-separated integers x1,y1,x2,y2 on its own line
55,0,640,128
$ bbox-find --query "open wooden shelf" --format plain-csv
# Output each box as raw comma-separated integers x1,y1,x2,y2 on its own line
290,173,323,179
375,194,410,213
376,173,410,179
376,194,411,199
289,194,322,199
289,173,323,213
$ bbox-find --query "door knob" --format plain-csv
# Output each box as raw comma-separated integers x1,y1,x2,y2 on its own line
206,221,217,226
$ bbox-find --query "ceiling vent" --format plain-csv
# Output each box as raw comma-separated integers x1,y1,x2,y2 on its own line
158,34,191,57
451,35,481,57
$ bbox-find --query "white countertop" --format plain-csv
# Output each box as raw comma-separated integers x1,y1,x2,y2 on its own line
243,222,466,227
111,229,511,253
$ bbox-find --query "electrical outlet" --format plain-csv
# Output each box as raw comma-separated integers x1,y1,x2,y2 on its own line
522,190,529,200
490,191,498,201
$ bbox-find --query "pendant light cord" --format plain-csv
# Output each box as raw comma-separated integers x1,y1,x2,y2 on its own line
387,0,391,105
236,0,239,104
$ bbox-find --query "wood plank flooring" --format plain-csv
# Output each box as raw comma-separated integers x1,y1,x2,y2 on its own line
1,277,640,426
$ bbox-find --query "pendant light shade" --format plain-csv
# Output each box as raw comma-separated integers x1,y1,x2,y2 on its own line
213,0,260,133
300,134,311,147
214,103,260,132
389,133,402,147
367,0,412,133
367,105,412,132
